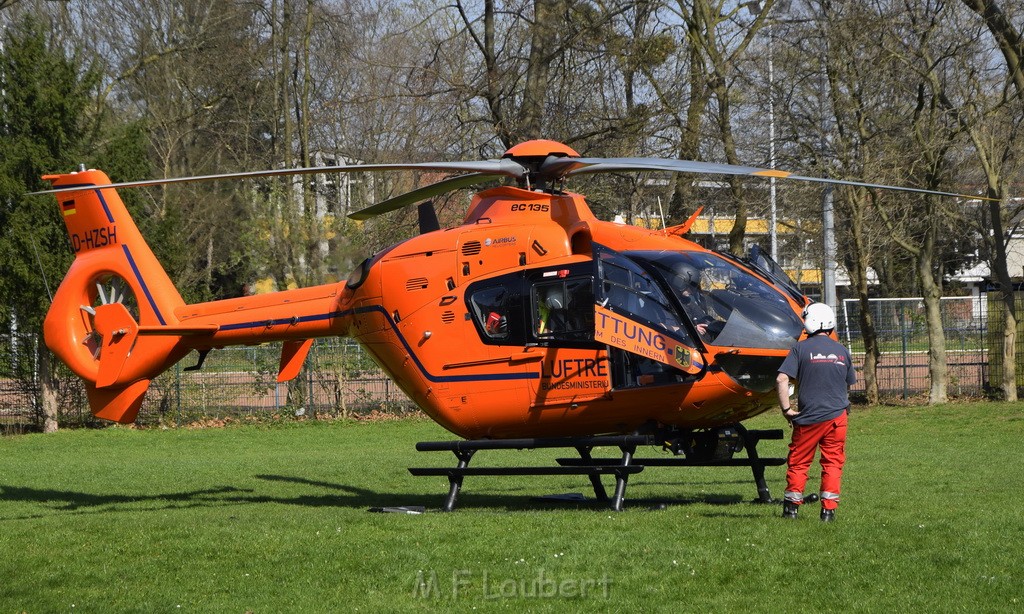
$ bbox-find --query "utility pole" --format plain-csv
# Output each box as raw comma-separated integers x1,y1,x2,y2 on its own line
748,1,779,261
816,9,836,310
767,17,778,261
822,186,837,309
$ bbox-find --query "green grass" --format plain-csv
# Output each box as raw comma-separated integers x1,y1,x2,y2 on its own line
2,404,1022,612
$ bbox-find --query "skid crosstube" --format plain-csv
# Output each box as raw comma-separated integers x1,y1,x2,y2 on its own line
408,425,785,511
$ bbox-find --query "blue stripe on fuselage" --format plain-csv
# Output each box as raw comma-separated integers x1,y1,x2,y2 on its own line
212,304,538,384
122,244,167,325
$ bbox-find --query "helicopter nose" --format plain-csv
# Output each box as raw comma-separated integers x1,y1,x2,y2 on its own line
714,353,786,393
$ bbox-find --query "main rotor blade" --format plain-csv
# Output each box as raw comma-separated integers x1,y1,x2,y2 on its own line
559,157,765,177
348,173,504,221
31,159,526,196
780,173,990,201
561,157,990,201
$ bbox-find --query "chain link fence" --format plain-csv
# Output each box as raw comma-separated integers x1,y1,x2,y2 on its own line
838,296,987,398
837,293,1024,399
985,292,1024,390
3,292,1023,433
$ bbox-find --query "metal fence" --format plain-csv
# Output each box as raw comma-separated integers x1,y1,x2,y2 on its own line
838,296,990,398
985,291,1024,390
3,292,1023,433
0,337,417,435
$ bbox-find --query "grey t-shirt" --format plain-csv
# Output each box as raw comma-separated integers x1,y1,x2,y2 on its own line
778,334,856,426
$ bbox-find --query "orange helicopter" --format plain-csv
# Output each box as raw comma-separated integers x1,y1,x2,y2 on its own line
36,139,973,510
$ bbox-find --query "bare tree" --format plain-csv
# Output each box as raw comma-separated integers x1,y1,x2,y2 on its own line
76,0,272,300
960,0,1023,401
962,0,1024,96
873,1,985,404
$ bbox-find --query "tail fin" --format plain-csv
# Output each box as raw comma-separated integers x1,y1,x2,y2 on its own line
43,169,190,423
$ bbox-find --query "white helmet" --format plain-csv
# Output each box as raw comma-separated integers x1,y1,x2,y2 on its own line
802,302,836,335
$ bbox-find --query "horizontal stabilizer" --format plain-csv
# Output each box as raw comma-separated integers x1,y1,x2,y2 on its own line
278,339,314,382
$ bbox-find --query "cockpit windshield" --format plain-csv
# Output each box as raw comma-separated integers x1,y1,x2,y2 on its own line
596,249,697,347
628,250,804,350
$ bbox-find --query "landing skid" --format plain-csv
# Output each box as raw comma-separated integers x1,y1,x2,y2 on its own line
408,424,785,511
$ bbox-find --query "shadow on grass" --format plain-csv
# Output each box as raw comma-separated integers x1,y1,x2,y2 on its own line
0,473,770,519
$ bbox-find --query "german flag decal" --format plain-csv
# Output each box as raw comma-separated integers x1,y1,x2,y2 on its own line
61,199,76,216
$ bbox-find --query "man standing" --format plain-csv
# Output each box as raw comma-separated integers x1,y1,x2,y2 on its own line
776,303,856,522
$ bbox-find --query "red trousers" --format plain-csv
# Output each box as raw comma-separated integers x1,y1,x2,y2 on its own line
785,412,848,511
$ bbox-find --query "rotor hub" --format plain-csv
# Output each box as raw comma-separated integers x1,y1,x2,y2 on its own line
502,140,582,188
502,139,580,159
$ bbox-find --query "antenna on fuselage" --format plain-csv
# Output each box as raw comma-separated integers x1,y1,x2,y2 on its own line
417,201,440,234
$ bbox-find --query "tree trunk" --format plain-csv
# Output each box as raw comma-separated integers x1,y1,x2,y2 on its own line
667,20,711,223
38,338,59,433
1000,296,1018,401
279,0,298,287
713,77,747,256
986,192,1018,401
851,237,881,404
847,194,879,403
917,251,948,404
519,0,560,141
858,296,881,404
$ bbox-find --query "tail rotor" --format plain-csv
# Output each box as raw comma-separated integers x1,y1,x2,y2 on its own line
80,274,139,360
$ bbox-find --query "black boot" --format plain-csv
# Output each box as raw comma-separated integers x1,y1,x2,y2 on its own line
782,501,799,519
820,508,836,522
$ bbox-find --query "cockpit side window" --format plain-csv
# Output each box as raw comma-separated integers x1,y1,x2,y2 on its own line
469,285,513,341
597,252,694,345
744,244,808,307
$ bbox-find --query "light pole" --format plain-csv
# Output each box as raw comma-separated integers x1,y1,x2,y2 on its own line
748,1,780,261
815,13,837,310
823,186,837,309
768,25,778,262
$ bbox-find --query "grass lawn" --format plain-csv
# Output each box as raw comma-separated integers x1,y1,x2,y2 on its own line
1,403,1022,612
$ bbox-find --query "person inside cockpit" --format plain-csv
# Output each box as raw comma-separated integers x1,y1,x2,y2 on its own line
675,263,726,341
537,285,569,335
